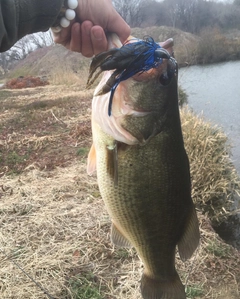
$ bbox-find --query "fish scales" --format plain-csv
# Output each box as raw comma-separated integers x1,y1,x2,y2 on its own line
87,34,200,299
94,91,192,274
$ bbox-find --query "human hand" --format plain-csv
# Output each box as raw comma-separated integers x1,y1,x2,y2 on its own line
53,0,130,57
53,21,109,57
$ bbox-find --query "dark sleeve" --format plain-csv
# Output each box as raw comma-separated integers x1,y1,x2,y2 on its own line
0,0,64,52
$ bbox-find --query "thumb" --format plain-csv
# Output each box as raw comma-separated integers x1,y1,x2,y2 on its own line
107,11,130,44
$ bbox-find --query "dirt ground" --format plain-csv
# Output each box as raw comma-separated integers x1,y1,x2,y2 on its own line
0,85,239,299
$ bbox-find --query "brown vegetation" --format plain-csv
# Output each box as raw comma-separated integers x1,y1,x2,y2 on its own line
6,44,89,80
131,26,240,66
0,85,92,176
0,79,239,298
195,27,240,64
181,108,240,223
4,76,49,89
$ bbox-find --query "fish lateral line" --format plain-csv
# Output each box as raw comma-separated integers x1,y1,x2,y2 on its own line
106,141,119,187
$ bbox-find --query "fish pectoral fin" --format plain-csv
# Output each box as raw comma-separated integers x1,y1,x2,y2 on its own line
87,144,97,176
111,222,132,248
141,271,186,299
177,206,200,262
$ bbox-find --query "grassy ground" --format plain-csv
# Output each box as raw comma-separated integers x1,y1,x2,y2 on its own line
0,82,239,299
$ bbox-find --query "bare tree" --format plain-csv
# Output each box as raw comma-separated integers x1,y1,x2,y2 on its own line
113,0,146,27
163,0,200,32
139,0,169,27
161,0,222,33
234,0,240,5
162,0,180,28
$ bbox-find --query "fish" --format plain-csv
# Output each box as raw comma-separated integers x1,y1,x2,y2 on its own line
87,34,200,299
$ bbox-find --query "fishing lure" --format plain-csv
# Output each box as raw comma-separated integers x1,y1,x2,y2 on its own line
87,36,171,116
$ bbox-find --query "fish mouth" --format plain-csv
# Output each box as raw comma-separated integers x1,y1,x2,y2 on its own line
131,38,176,83
87,36,174,88
90,36,178,145
111,56,178,121
88,36,176,117
158,38,177,84
159,57,178,86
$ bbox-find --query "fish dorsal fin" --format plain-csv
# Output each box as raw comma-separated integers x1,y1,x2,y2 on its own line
111,222,132,248
106,142,118,186
177,206,200,261
87,143,97,175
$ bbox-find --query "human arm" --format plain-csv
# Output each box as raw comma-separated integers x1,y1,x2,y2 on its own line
0,0,64,52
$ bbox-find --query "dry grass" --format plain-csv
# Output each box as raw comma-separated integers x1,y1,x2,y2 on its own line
195,27,240,64
181,108,240,225
0,163,239,299
7,44,90,81
0,85,93,175
0,85,240,298
49,65,89,87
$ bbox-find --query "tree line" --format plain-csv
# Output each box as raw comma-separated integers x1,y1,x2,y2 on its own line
113,0,240,33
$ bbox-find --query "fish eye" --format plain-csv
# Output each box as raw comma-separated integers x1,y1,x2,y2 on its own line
159,73,171,86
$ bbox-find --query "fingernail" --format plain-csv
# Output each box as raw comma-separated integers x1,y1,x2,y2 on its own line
93,29,103,41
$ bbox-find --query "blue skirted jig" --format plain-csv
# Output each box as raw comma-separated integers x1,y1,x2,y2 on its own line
87,36,170,116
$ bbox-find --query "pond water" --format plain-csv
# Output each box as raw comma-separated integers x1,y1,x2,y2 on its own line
179,61,240,249
179,61,240,174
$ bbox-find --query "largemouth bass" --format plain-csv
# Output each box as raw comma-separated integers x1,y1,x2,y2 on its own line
87,35,200,299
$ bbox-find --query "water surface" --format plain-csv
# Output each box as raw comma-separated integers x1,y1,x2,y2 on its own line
179,61,240,174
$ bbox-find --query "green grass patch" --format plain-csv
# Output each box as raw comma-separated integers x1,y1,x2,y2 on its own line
0,149,30,175
114,248,130,260
206,241,231,258
21,100,49,111
69,273,104,299
0,89,13,100
7,67,32,79
6,150,28,166
186,285,204,298
76,148,89,156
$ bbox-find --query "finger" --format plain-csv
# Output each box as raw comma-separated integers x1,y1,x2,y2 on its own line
69,22,82,52
52,25,72,47
81,20,94,57
91,26,108,55
107,11,130,44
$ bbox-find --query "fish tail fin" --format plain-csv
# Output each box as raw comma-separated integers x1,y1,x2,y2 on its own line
140,271,186,299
